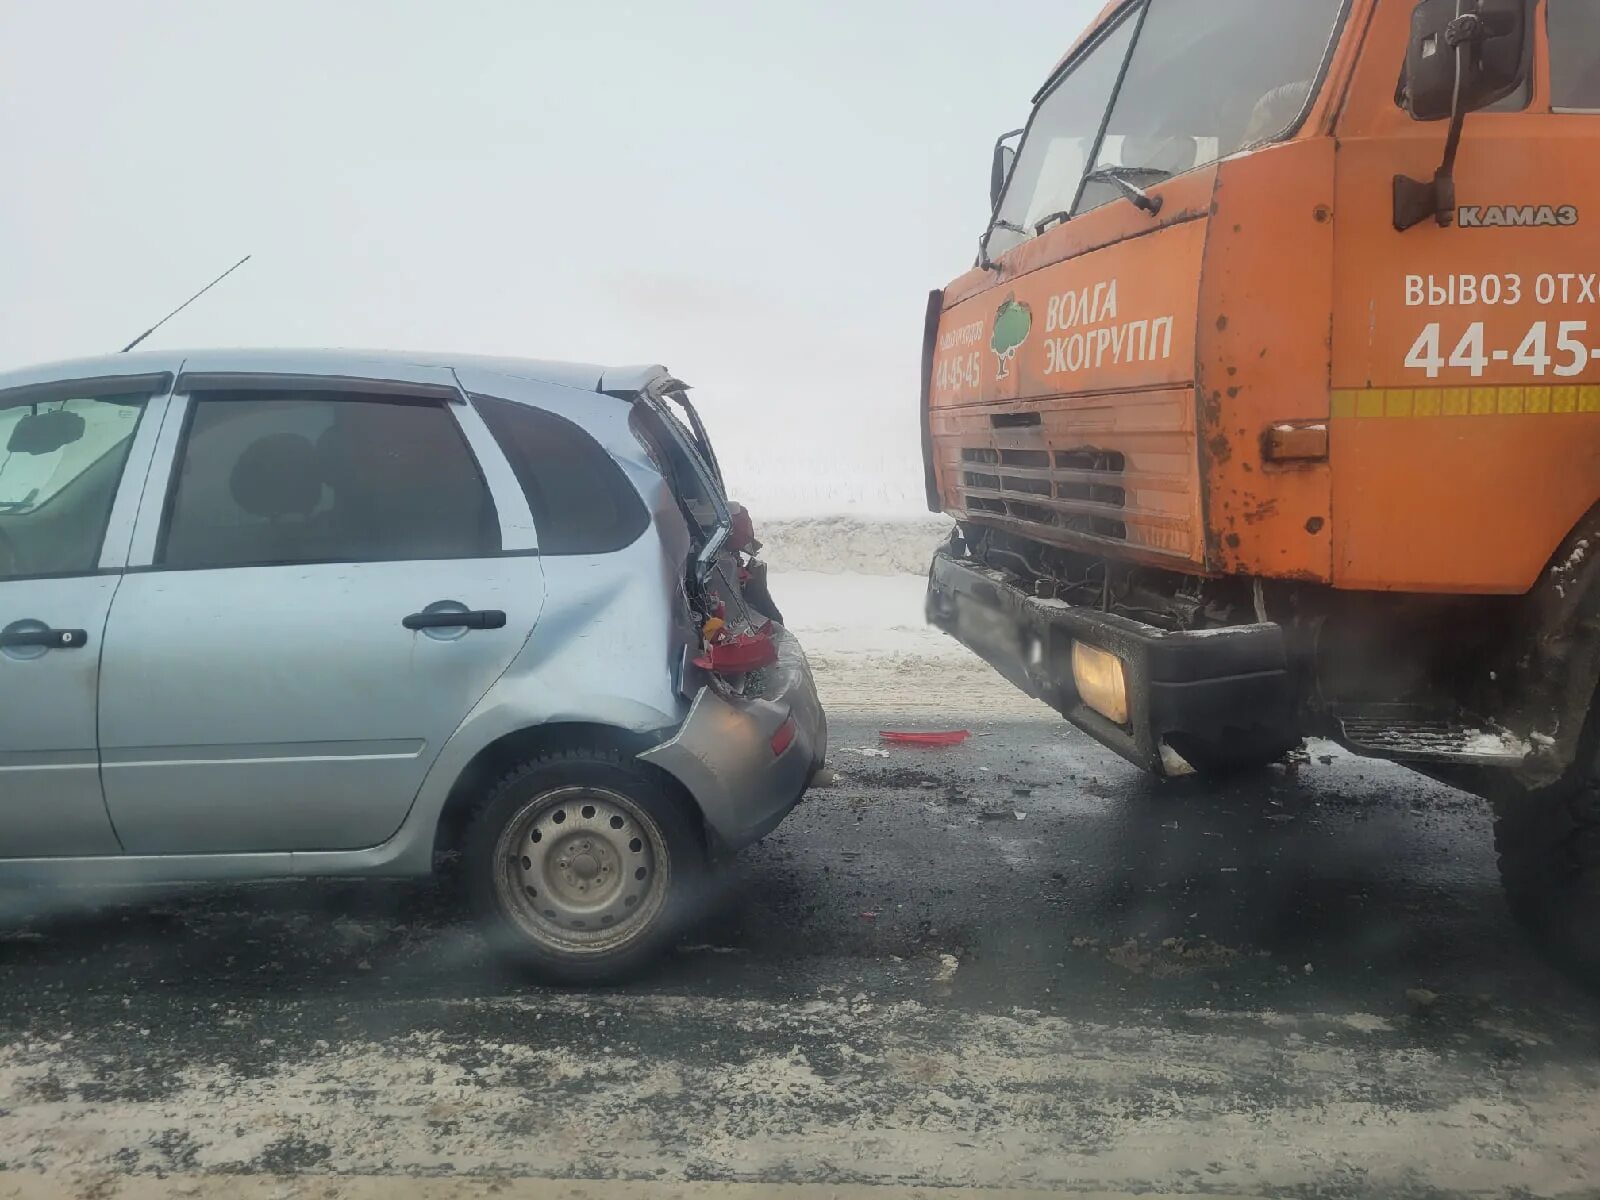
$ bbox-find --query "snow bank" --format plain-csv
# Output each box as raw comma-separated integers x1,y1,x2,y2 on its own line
756,516,952,576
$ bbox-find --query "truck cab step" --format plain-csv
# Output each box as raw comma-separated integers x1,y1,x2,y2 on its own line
1334,705,1530,765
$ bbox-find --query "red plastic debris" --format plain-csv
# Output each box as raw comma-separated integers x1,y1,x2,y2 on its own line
877,730,972,747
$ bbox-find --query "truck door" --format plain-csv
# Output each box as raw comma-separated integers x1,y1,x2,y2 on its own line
1330,0,1600,593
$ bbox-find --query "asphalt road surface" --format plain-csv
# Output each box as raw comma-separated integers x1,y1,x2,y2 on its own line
0,619,1597,1198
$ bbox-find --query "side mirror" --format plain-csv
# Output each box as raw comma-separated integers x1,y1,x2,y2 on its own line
1402,0,1526,121
989,128,1024,210
1394,0,1526,231
6,408,85,455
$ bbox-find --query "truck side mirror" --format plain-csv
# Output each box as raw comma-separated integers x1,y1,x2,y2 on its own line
1401,0,1526,120
1394,0,1526,231
990,128,1024,210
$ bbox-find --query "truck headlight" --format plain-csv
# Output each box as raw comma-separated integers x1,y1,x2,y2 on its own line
1071,642,1129,725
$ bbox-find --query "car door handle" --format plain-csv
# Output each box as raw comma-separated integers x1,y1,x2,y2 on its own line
0,627,89,649
402,609,506,631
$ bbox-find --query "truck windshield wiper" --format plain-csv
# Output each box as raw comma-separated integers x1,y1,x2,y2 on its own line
978,219,1029,271
1081,166,1168,216
1031,168,1170,234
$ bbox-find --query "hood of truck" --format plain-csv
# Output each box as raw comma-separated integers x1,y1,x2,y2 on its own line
928,165,1218,569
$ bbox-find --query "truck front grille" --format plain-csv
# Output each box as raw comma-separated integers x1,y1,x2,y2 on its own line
960,446,1128,540
931,391,1202,564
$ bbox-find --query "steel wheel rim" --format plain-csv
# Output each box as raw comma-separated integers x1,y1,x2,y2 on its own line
492,785,671,954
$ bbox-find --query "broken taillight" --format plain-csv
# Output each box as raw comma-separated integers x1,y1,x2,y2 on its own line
693,626,778,675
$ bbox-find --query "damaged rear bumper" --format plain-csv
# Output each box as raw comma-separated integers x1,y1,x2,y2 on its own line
926,549,1296,776
640,626,827,852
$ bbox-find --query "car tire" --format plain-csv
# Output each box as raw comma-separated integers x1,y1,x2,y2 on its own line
462,747,704,984
1494,722,1600,990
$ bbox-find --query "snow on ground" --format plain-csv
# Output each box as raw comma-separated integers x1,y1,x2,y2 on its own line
770,568,1048,720
752,518,1045,718
770,571,959,663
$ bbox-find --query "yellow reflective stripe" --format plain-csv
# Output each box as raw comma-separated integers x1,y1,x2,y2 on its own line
1328,385,1600,416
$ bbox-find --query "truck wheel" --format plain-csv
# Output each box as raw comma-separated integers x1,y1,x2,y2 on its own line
1493,735,1600,988
462,748,704,983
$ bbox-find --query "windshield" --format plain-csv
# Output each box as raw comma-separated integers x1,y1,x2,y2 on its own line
989,0,1345,257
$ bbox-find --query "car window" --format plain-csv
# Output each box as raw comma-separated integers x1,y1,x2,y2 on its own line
0,392,146,579
1549,0,1600,111
474,394,648,555
628,403,724,539
160,392,499,569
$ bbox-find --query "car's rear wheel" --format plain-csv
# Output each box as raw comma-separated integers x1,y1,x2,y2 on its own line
463,748,703,982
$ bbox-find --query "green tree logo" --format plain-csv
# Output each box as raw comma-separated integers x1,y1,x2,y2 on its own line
991,294,1032,379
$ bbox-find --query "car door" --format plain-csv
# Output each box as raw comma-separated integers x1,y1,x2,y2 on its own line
97,362,544,855
0,369,174,857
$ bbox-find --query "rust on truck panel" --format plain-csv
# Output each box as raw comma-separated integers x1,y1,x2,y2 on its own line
1195,138,1336,583
929,0,1600,596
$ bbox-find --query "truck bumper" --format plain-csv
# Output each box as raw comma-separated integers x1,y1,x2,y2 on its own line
640,626,827,852
926,549,1297,776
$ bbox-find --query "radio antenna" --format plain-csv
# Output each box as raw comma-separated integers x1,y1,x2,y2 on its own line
119,254,251,353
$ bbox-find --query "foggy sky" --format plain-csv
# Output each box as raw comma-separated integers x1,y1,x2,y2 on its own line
0,1,1100,514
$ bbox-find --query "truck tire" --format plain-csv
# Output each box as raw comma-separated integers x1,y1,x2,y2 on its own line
462,747,705,984
1493,730,1600,988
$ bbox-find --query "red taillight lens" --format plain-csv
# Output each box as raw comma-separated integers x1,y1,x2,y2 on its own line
692,627,778,676
770,716,797,757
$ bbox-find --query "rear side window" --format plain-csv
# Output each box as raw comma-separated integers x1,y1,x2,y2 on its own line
474,394,648,555
161,393,500,569
1549,1,1600,111
628,405,720,538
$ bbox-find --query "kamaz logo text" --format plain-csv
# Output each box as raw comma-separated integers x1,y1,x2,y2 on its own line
1458,204,1578,229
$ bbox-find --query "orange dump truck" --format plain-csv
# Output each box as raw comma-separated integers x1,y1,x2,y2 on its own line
921,0,1600,975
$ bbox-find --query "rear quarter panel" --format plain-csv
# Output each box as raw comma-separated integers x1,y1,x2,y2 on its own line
378,371,696,866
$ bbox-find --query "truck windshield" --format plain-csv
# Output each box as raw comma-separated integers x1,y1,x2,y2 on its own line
989,0,1346,257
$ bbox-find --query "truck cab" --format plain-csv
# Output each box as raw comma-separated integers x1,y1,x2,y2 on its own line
923,1,1600,978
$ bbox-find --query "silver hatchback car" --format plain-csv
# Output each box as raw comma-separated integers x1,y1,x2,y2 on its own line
0,349,826,981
